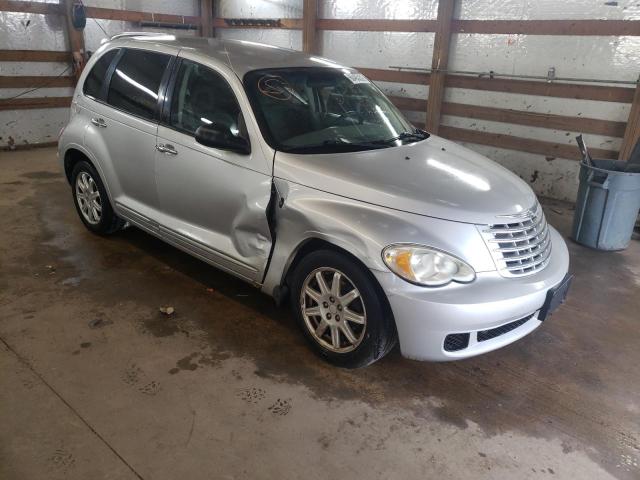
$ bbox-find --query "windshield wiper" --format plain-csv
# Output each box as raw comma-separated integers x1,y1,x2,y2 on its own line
373,129,430,145
279,138,391,154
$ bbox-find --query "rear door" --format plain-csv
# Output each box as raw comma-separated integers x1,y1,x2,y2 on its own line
82,47,174,229
154,57,273,284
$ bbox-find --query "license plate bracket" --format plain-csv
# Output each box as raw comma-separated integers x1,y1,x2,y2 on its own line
538,274,573,322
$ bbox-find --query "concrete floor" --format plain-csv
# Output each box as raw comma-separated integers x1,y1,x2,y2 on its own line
1,148,639,480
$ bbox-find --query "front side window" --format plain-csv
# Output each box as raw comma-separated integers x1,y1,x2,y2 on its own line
83,49,118,99
107,49,171,120
244,67,426,154
169,59,244,138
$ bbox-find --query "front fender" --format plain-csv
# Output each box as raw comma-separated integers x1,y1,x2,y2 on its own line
260,180,495,297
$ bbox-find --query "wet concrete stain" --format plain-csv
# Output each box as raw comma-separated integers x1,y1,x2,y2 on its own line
170,350,231,374
2,162,639,479
21,170,59,179
141,313,190,338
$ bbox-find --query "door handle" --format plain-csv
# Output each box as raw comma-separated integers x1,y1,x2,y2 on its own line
156,143,178,155
90,117,107,128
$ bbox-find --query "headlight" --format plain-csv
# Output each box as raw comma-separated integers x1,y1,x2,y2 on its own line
382,244,476,287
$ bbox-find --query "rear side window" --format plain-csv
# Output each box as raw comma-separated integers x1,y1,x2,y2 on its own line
107,49,171,121
83,49,118,99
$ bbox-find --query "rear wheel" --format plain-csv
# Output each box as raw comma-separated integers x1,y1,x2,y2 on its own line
289,249,397,368
71,161,125,235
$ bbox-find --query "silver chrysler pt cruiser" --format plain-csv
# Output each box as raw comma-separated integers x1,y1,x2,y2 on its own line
59,34,572,368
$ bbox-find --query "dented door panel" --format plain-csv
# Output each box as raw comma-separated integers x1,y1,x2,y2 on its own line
154,125,273,283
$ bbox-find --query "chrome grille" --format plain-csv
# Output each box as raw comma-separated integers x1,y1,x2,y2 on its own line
480,203,552,277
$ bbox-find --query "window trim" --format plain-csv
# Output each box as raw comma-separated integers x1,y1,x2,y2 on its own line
81,48,120,102
160,57,249,147
83,47,175,124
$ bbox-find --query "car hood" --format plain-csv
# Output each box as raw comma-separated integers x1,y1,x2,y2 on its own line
273,135,538,225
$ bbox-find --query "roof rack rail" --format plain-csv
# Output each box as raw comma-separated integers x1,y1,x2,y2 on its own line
108,32,161,41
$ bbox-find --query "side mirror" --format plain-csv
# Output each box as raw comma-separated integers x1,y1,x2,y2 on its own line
195,125,250,155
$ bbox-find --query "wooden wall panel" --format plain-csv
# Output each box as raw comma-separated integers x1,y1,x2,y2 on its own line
453,19,640,36
0,97,72,111
0,76,75,88
425,0,455,133
619,82,640,160
303,0,318,54
0,50,70,62
439,126,619,161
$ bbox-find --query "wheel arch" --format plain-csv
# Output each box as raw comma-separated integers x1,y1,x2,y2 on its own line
278,237,396,334
63,147,94,184
62,146,116,207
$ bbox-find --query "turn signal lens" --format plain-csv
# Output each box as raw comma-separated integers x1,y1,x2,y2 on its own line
382,244,476,287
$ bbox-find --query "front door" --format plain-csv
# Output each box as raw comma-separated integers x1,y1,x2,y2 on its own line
154,58,273,283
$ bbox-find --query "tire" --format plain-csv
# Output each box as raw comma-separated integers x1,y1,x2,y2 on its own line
70,161,125,235
289,249,397,368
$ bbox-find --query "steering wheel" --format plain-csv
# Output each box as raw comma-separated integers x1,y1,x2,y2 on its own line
336,110,362,125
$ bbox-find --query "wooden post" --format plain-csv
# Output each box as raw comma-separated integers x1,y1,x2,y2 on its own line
619,79,640,161
62,0,86,82
425,0,456,134
302,0,318,54
199,0,214,38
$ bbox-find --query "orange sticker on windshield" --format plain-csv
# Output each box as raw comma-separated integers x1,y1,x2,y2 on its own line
258,75,291,100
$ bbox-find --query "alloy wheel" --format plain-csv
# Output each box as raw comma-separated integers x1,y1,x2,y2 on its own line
300,267,367,353
75,172,102,225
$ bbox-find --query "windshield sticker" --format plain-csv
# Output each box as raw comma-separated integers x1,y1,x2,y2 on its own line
258,75,292,101
257,75,308,104
344,72,370,84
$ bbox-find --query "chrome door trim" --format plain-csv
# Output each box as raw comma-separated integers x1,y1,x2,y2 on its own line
115,202,160,234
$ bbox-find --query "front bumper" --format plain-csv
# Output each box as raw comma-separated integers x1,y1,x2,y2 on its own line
373,226,570,361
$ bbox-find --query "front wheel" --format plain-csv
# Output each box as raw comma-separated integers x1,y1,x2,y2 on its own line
289,249,397,368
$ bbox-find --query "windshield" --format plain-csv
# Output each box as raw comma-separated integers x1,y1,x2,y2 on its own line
243,67,428,154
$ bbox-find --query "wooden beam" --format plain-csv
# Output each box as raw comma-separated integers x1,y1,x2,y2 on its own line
302,0,318,54
199,0,214,37
445,75,635,103
0,0,63,15
0,76,75,88
314,18,640,35
439,126,618,161
63,0,86,81
84,6,201,26
453,19,640,36
0,50,70,62
0,96,72,110
212,18,303,29
441,102,627,138
389,95,626,137
316,19,438,32
619,81,640,160
425,0,456,134
359,68,634,103
358,67,430,85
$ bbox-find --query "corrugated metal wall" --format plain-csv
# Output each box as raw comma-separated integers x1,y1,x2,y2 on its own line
2,0,638,202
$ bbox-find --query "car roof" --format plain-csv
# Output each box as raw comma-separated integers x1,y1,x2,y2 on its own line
105,34,351,77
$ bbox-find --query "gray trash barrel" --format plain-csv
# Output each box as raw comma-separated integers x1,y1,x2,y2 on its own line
571,159,640,250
